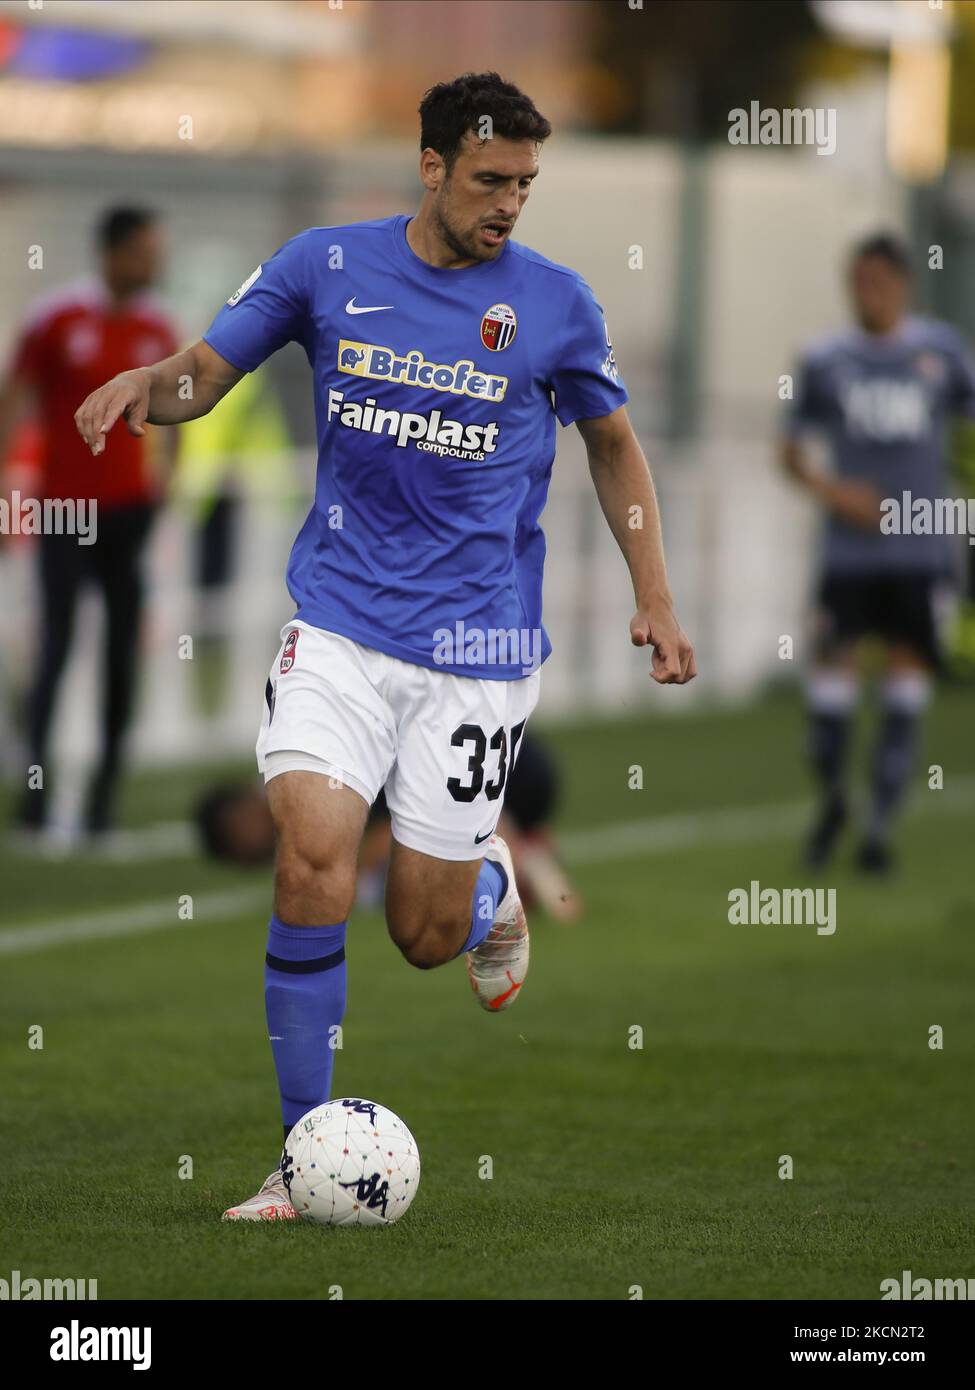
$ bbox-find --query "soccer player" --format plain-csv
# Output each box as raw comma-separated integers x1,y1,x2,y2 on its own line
0,207,178,835
73,73,696,1220
782,232,975,873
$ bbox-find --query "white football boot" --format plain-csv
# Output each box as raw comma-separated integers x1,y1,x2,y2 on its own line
221,1166,297,1222
466,834,529,1012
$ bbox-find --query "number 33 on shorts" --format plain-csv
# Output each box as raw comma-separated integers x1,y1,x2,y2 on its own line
256,621,541,861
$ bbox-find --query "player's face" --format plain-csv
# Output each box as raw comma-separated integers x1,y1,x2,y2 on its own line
434,134,540,263
103,223,164,296
849,254,909,334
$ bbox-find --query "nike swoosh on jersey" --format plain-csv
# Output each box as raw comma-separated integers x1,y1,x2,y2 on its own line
346,297,394,314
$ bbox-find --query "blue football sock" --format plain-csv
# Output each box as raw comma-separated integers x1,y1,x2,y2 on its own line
264,914,347,1140
457,858,507,956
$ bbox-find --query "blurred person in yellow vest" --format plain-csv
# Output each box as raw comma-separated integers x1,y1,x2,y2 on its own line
173,366,293,718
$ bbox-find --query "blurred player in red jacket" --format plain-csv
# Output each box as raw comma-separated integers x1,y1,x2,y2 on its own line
0,207,179,835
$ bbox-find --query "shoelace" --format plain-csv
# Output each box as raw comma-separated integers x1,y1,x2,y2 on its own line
477,914,525,951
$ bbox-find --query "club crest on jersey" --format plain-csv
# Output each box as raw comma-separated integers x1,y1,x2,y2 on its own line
480,303,517,352
280,628,299,674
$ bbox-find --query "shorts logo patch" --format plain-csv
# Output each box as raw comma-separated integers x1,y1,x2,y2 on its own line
480,303,517,352
280,628,299,674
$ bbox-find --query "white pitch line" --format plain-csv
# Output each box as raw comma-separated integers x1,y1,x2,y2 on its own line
0,888,267,958
1,776,972,957
4,819,198,862
560,775,975,864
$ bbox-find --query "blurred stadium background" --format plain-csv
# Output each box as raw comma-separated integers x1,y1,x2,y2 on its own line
3,0,975,777
1,0,974,1302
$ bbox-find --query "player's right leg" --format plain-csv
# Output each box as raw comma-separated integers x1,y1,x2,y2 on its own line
804,657,860,868
222,768,370,1222
85,502,156,834
15,529,84,833
853,573,941,873
223,622,393,1222
803,575,863,868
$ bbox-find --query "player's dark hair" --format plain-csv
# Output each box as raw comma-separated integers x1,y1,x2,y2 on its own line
419,72,551,172
194,784,247,863
96,207,157,252
852,232,913,277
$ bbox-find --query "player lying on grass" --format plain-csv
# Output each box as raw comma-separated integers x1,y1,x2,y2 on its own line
75,71,695,1221
196,729,583,922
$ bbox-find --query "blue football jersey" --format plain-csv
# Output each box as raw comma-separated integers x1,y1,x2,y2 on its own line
203,215,627,679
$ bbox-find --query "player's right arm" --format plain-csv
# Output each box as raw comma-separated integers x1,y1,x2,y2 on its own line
77,231,310,456
780,435,882,530
781,348,882,530
75,340,244,457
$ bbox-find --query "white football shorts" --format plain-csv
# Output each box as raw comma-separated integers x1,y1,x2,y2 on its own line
256,620,541,861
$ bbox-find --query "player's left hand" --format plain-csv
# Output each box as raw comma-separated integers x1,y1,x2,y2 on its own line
630,606,697,685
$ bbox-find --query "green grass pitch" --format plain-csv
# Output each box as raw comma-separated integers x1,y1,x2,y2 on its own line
1,687,973,1300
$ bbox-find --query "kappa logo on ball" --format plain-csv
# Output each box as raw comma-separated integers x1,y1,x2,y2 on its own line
480,302,517,352
279,628,300,674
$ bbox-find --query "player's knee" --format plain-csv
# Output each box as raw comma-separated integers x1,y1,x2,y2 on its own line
275,841,356,922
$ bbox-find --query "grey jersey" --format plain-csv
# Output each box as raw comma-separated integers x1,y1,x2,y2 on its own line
786,315,975,574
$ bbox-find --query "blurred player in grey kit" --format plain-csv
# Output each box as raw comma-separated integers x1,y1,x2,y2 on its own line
782,232,975,873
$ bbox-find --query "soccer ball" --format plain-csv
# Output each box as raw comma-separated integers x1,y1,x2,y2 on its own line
283,1098,420,1227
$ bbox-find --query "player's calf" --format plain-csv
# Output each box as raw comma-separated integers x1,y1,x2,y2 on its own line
385,843,481,968
385,837,528,1009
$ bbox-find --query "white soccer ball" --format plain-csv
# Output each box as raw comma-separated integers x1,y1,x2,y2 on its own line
283,1098,420,1227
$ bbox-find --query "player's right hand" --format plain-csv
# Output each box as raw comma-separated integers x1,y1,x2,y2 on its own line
820,478,884,530
74,368,152,456
630,606,697,685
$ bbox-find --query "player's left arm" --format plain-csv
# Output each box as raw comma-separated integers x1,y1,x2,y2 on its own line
578,405,696,685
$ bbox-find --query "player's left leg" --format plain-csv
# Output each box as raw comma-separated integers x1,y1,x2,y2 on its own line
16,526,85,831
383,845,481,968
381,659,540,1010
859,644,933,874
858,573,939,873
803,574,864,868
85,502,157,833
385,833,527,1011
